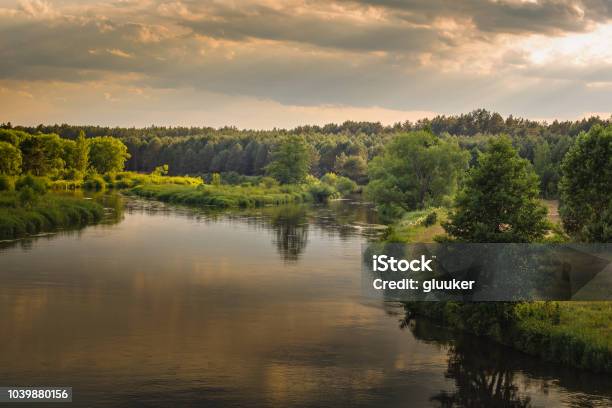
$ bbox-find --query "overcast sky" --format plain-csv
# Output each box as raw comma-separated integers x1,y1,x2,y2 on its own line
1,0,611,128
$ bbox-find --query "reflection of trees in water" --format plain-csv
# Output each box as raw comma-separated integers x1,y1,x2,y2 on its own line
401,316,533,407
269,205,309,262
122,198,383,262
432,343,532,407
401,312,612,407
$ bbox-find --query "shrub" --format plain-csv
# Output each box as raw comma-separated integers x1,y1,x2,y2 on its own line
260,177,279,188
18,186,39,207
15,174,49,195
321,172,356,196
211,173,222,186
335,176,357,195
308,182,338,203
62,168,84,181
423,211,438,226
83,174,107,190
0,175,15,191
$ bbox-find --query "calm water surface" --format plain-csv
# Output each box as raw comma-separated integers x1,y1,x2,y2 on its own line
0,195,610,407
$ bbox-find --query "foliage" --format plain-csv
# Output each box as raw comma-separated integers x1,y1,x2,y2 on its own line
0,191,104,239
83,174,107,191
404,301,612,373
559,125,612,242
266,136,313,184
444,137,549,243
334,153,368,184
18,187,39,207
152,164,169,176
129,183,312,208
321,172,357,196
0,141,22,175
4,111,608,201
19,133,64,177
16,174,49,195
211,172,221,186
383,208,446,242
366,131,469,213
73,130,90,173
0,175,15,191
89,136,130,174
423,211,438,226
307,182,339,203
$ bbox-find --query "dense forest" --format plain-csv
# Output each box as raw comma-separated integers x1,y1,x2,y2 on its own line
3,109,610,199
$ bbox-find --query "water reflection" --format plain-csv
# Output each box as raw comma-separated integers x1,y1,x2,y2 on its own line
269,206,309,261
401,313,612,408
2,196,610,407
122,196,386,262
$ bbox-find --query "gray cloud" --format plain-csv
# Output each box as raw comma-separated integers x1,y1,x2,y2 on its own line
0,0,610,124
350,0,612,34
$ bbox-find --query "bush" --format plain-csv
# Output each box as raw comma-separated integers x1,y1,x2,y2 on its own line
211,173,222,186
335,176,357,195
83,174,107,190
61,168,85,181
0,175,15,191
423,211,438,226
308,182,338,203
18,186,39,207
321,172,356,196
15,174,49,195
260,177,279,188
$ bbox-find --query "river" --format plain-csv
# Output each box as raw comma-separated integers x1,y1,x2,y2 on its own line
0,195,610,407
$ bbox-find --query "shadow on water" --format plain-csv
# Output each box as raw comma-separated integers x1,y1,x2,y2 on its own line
400,313,612,408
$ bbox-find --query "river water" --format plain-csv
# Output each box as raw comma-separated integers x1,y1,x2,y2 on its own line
0,195,610,407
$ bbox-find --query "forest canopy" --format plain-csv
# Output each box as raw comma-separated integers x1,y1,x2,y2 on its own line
1,109,610,199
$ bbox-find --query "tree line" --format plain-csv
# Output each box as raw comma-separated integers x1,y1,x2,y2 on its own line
3,110,609,198
0,129,129,179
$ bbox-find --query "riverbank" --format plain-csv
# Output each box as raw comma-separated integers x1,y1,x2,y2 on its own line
389,202,612,373
127,181,342,208
0,192,104,240
403,301,612,373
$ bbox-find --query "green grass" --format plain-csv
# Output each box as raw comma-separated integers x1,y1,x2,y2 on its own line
514,301,612,371
49,171,204,191
405,300,612,372
384,208,447,242
0,192,104,240
390,203,612,372
128,183,316,208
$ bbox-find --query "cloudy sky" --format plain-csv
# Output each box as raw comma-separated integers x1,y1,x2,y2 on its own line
0,0,611,128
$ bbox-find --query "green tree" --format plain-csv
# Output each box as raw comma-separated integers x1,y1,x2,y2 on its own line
211,173,221,186
559,125,611,242
444,137,548,242
74,130,90,172
266,136,313,184
0,141,22,175
366,131,468,213
89,136,130,174
19,133,64,176
334,153,368,184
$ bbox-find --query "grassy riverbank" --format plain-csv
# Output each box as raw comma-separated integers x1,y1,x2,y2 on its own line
0,191,104,240
128,183,317,208
390,201,611,373
404,301,612,373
